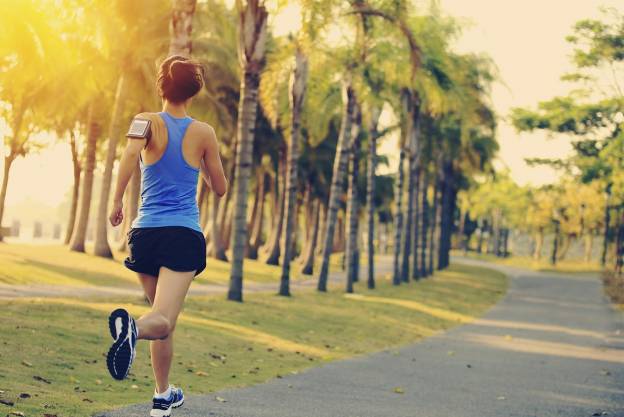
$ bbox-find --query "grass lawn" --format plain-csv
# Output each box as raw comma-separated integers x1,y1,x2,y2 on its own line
454,250,603,274
0,243,344,287
0,245,507,417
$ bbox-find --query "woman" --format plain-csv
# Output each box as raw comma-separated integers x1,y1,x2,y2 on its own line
106,55,227,417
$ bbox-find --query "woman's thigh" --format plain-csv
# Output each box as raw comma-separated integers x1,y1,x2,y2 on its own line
152,267,195,328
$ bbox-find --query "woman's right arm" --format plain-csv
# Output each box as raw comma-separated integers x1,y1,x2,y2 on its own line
200,124,228,197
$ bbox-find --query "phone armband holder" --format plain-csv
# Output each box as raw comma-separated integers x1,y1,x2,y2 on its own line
126,118,152,140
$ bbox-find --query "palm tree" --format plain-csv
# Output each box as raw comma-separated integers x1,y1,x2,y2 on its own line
392,148,405,286
279,47,309,297
94,74,129,257
0,0,62,241
345,106,362,292
365,106,381,289
93,0,170,257
228,0,269,302
170,0,198,55
317,80,358,292
71,103,102,252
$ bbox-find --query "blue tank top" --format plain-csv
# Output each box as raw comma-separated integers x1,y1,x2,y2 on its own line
132,112,201,232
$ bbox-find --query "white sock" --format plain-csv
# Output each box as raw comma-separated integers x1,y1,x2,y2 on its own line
154,385,172,399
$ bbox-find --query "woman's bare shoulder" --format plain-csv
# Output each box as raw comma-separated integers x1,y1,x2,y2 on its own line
190,120,217,142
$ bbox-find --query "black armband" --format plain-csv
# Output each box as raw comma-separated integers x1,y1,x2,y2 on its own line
126,118,152,140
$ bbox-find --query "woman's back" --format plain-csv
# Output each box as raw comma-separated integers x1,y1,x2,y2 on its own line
132,112,201,232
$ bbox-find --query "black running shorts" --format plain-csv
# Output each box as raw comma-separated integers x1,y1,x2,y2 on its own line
124,226,206,277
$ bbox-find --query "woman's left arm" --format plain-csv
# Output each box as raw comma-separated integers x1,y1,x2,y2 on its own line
109,139,145,226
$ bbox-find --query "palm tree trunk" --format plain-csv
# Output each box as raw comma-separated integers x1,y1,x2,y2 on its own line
428,176,440,275
118,162,140,251
407,165,421,281
0,156,15,242
64,131,82,244
247,171,266,259
0,105,26,242
316,200,327,256
70,103,100,252
264,145,286,264
401,154,415,283
317,81,357,292
437,160,454,270
533,229,544,260
279,49,308,297
94,73,128,258
419,172,429,277
209,193,228,260
584,232,594,263
228,1,268,302
601,189,611,266
392,149,406,285
365,108,380,289
169,0,197,55
345,112,361,293
301,198,320,275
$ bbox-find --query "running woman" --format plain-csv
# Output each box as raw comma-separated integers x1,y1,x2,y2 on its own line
106,55,227,417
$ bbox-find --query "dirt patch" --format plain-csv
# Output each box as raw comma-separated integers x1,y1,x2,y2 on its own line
602,270,624,307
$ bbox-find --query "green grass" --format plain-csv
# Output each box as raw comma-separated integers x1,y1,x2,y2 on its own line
454,250,603,274
0,243,344,287
0,245,507,417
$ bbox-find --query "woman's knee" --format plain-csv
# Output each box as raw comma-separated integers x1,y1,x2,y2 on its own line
151,312,172,339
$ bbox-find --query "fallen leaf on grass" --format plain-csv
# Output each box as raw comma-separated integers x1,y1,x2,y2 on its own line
33,375,51,384
21,360,32,368
393,387,405,394
131,385,138,389
0,398,15,406
95,379,102,385
215,396,227,403
8,411,25,416
196,371,208,377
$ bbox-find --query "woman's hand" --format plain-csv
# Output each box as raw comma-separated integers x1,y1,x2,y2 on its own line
109,200,124,226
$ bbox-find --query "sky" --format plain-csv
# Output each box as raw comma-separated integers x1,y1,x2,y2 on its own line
2,0,622,212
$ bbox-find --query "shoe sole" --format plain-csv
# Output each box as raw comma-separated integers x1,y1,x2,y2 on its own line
173,397,184,408
106,309,133,380
108,308,126,340
150,405,172,417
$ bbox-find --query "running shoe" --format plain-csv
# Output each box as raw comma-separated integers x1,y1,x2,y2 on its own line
151,385,185,417
106,308,137,380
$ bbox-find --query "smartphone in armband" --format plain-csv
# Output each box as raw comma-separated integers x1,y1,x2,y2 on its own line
126,118,152,142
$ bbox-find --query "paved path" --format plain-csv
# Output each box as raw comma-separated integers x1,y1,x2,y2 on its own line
100,260,624,417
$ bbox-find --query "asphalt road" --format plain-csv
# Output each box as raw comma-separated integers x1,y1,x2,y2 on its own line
99,260,624,417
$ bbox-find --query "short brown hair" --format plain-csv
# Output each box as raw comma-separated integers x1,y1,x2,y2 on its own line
157,55,205,103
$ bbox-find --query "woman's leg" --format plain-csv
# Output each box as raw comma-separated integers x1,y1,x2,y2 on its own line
136,273,171,393
136,267,195,393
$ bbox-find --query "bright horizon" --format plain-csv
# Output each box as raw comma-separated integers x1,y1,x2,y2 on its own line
2,0,620,214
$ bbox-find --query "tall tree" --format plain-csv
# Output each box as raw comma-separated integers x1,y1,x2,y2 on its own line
345,107,362,292
228,0,268,302
317,81,358,292
170,0,197,55
279,47,309,296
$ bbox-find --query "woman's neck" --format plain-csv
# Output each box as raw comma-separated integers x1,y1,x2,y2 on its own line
162,101,187,118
